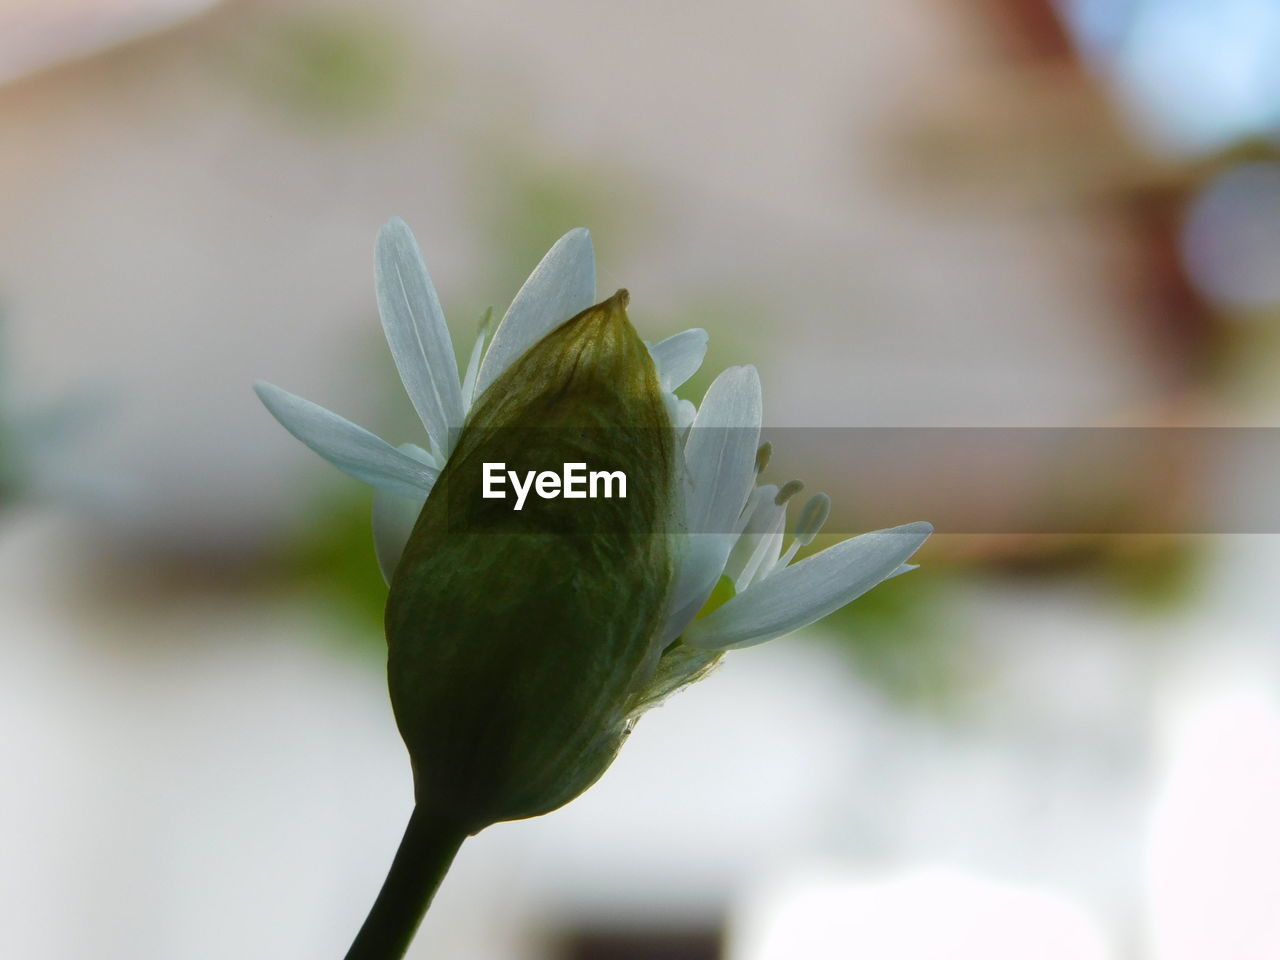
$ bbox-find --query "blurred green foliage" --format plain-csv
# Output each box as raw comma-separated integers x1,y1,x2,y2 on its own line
1104,539,1203,611
665,293,774,404
238,12,411,124
797,533,1201,712
819,561,971,713
996,536,1205,613
282,484,388,652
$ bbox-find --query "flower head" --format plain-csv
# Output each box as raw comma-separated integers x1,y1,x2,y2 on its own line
255,219,931,821
257,219,931,960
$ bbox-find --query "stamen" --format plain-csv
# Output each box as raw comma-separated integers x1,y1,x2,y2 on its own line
793,493,831,546
774,479,804,505
755,442,772,474
776,493,831,569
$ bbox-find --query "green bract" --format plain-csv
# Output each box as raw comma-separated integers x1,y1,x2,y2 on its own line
385,291,674,833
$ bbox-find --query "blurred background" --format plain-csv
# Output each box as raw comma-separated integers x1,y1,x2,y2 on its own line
3,0,1280,957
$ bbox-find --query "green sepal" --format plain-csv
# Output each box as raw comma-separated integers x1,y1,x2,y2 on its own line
385,290,674,833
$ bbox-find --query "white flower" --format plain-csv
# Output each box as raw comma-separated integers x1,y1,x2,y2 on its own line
256,218,930,670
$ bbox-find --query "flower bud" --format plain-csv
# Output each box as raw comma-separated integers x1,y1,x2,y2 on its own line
385,290,674,833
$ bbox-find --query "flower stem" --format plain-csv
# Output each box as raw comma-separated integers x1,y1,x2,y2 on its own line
343,805,466,960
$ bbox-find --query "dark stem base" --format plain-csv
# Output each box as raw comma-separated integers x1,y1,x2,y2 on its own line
343,805,467,960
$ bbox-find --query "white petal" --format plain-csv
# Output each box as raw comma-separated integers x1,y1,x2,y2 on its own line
371,443,434,583
663,393,697,432
682,366,762,535
374,218,465,459
722,485,782,589
648,328,708,392
254,381,439,499
661,532,737,644
460,309,495,412
736,507,788,591
372,485,428,584
683,521,933,650
658,366,762,641
474,228,595,398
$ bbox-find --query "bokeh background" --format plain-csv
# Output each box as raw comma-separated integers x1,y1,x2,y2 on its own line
4,1,1280,957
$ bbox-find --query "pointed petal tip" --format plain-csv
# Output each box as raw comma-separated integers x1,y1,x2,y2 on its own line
883,520,933,558
376,218,410,251
552,226,594,256
375,217,423,264
473,226,598,395
253,379,291,407
380,215,410,234
712,364,763,412
254,384,439,499
709,364,760,391
372,214,464,457
886,562,919,580
648,328,710,392
895,520,934,539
